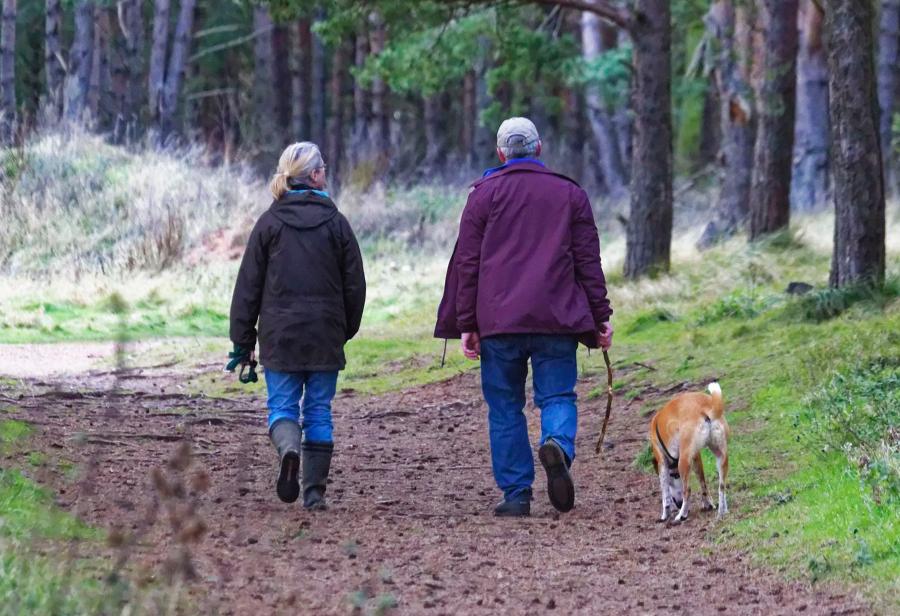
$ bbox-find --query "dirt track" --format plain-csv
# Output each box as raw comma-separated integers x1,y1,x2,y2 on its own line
1,356,867,615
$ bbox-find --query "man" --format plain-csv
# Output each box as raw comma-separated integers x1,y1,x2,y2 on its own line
435,117,613,517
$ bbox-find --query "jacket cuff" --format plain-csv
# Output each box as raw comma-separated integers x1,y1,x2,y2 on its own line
593,309,613,326
456,319,478,333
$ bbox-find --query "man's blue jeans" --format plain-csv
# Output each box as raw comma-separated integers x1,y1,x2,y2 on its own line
265,369,339,443
480,334,579,500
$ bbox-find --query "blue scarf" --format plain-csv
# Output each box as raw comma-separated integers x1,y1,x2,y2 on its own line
482,157,545,178
286,182,330,199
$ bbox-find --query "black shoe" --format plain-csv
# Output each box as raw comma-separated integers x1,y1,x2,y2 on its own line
539,440,575,513
270,421,302,503
494,491,532,517
302,441,334,510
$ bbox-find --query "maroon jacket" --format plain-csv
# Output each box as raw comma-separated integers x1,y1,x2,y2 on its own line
434,161,612,348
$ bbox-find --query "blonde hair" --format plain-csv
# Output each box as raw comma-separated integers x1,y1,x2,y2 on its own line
269,142,325,199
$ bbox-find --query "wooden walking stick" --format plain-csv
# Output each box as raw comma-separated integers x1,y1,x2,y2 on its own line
595,350,614,456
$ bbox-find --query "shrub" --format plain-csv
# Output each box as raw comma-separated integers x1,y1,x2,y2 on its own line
800,357,900,505
794,278,900,322
696,289,779,325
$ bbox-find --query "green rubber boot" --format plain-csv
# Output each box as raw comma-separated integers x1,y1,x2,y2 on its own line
270,420,302,503
301,441,334,510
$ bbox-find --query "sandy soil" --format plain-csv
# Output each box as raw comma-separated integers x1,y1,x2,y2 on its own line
0,352,867,615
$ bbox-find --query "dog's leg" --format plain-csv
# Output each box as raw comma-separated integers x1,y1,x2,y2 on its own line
694,453,714,511
658,468,670,522
674,455,692,523
715,449,729,518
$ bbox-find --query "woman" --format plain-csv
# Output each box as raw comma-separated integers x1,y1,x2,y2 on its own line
228,142,366,509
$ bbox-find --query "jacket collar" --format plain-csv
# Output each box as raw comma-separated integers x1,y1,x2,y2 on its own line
482,157,546,178
472,160,579,188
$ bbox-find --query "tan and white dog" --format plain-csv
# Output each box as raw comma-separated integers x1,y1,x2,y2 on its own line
648,382,729,522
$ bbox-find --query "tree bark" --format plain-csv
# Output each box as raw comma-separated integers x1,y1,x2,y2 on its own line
158,0,197,141
368,11,390,163
148,0,170,128
351,31,369,164
0,0,14,144
462,71,476,166
422,93,443,174
824,0,886,287
326,42,348,187
580,11,629,199
293,18,312,140
65,1,95,123
272,23,292,134
310,11,327,148
252,6,276,153
791,0,830,211
878,0,900,195
624,0,673,279
749,0,799,240
698,2,756,248
89,7,111,128
116,0,145,142
44,0,65,120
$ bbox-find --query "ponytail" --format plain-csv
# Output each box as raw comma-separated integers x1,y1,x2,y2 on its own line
269,142,325,200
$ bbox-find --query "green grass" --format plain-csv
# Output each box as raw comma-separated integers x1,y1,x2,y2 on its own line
584,246,900,609
0,418,120,616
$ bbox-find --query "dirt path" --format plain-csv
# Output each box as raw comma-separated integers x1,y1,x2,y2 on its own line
1,357,866,615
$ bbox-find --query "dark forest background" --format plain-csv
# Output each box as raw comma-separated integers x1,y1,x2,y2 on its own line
0,0,896,283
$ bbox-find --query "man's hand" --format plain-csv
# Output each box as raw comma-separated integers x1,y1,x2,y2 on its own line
597,321,614,350
461,332,481,360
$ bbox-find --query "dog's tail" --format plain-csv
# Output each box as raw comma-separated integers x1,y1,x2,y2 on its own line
707,382,724,419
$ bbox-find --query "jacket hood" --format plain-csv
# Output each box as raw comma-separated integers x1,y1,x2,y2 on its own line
270,191,338,229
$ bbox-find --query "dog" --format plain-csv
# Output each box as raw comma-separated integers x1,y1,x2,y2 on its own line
648,382,729,522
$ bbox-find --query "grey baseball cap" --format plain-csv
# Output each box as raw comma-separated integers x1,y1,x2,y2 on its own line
496,117,540,148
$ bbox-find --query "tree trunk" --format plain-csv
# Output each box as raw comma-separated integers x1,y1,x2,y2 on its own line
0,0,14,144
351,31,369,165
147,0,170,129
44,0,65,120
790,0,830,212
158,0,196,141
877,0,900,195
824,0,885,287
624,0,673,279
698,80,721,168
368,11,390,164
326,42,348,187
88,7,110,128
462,71,476,167
422,93,443,174
65,1,95,123
293,18,312,140
310,11,327,148
117,0,145,142
580,11,629,199
698,2,756,248
749,0,799,240
272,23,292,134
252,6,276,155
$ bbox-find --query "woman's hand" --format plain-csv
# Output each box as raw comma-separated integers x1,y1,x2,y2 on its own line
461,332,481,360
597,321,614,350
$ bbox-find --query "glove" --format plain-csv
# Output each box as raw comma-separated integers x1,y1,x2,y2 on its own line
225,344,259,384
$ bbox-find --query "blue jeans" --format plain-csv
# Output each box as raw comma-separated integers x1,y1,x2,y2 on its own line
265,369,339,443
480,334,579,500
